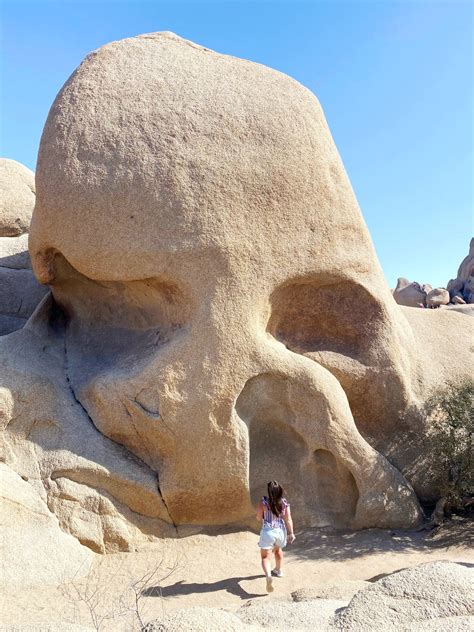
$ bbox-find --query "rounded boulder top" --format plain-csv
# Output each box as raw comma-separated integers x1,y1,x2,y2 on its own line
0,158,35,237
31,31,371,282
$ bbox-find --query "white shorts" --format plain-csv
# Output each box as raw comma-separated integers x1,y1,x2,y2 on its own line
258,526,287,549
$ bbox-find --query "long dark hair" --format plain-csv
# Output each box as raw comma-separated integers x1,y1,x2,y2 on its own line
267,480,284,517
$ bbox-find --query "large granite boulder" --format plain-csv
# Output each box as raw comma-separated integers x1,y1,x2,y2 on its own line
393,277,427,307
27,31,424,532
332,561,473,630
1,32,472,560
426,287,450,308
0,158,35,236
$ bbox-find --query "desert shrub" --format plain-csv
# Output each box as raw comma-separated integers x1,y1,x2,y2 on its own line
425,379,474,512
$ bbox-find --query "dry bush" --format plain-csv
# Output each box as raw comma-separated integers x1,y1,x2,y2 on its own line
425,379,474,520
61,551,186,631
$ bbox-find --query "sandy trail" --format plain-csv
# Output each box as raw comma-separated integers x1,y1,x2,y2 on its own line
1,522,472,631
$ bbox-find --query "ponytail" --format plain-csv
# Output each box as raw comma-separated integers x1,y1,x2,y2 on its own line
267,480,284,517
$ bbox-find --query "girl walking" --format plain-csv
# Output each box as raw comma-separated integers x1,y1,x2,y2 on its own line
256,480,295,593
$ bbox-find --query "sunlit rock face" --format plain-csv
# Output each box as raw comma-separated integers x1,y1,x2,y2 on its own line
2,32,472,556
0,159,48,335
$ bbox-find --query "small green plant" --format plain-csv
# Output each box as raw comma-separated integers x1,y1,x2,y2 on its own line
425,379,474,515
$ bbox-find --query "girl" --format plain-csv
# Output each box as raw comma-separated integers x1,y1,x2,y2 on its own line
256,480,295,593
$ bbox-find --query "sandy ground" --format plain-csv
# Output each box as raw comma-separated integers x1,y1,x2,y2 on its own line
1,519,473,631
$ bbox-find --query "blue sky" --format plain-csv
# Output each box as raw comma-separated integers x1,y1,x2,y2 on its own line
1,0,472,288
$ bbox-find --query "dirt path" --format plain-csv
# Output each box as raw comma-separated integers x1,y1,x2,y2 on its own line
1,521,472,631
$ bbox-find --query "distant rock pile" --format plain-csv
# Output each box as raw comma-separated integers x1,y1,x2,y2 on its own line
393,238,474,308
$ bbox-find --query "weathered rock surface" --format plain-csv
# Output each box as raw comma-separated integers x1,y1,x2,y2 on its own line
451,292,467,305
0,302,177,555
332,561,474,630
291,580,369,601
238,599,347,630
0,160,49,335
22,30,424,535
1,32,472,561
0,462,93,587
426,287,450,307
0,158,35,236
142,608,259,631
448,238,474,303
441,303,474,316
393,278,426,307
465,275,474,304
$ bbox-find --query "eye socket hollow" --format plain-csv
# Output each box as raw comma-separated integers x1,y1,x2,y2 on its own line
266,275,385,363
45,251,192,333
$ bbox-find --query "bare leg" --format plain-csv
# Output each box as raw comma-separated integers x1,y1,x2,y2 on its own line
260,549,274,592
274,547,283,571
260,548,272,576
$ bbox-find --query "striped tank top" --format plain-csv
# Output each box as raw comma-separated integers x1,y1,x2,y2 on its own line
262,496,289,530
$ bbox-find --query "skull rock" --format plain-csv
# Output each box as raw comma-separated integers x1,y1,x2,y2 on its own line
30,32,423,529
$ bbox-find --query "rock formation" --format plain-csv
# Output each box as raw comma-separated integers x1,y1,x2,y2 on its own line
0,159,49,335
332,561,473,630
393,238,474,309
448,238,474,303
393,278,427,307
1,33,473,566
426,287,450,308
0,462,92,587
0,158,35,236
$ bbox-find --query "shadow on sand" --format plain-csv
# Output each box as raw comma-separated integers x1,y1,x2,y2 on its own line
287,517,474,564
143,575,265,600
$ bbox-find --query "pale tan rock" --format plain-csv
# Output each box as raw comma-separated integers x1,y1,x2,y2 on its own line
0,462,93,587
421,283,432,294
238,599,346,630
332,561,474,630
0,158,35,236
143,608,259,631
0,164,49,335
426,287,450,307
393,278,426,307
451,292,467,305
442,303,474,316
0,298,177,555
23,31,424,533
291,580,369,601
0,233,31,268
3,31,472,554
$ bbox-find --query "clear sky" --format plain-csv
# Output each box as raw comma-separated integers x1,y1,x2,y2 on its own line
1,0,472,288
